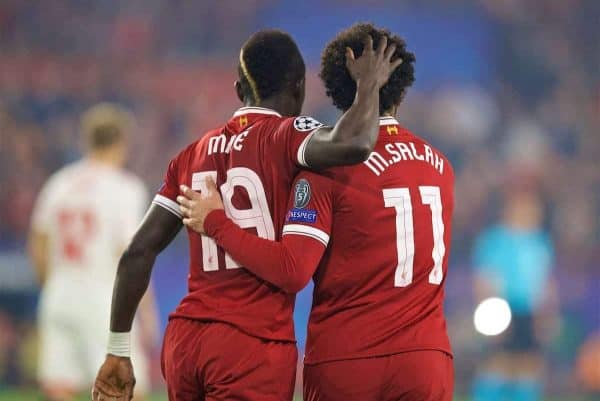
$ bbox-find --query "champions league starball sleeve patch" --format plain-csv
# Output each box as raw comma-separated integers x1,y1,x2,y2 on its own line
287,178,317,223
293,116,323,132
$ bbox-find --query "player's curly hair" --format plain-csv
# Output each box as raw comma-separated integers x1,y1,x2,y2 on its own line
239,29,305,103
320,23,416,114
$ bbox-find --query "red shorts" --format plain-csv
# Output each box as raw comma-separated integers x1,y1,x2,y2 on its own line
303,350,453,401
161,318,297,401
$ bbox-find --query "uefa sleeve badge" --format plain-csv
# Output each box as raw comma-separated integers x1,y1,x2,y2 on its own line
287,178,317,224
293,116,323,132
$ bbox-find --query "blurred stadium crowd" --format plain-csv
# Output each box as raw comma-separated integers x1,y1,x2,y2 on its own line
0,0,598,399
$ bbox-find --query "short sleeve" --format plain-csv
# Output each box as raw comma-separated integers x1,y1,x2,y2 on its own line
282,172,333,247
30,180,56,233
152,156,183,218
274,116,324,168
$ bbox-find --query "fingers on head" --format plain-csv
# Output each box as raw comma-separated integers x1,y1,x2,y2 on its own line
345,47,355,63
392,58,404,70
363,35,374,52
377,35,388,55
384,43,397,60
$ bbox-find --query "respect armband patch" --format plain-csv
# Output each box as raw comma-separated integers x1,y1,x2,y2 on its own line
286,208,317,224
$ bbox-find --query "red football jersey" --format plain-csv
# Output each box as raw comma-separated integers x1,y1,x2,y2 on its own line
283,117,454,364
152,107,323,342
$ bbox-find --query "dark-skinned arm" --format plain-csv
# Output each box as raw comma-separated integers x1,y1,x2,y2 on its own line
93,204,182,401
176,175,332,293
110,204,182,332
304,36,403,170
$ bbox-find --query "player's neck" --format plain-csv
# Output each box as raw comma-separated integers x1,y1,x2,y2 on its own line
381,106,398,119
244,96,298,117
87,150,123,168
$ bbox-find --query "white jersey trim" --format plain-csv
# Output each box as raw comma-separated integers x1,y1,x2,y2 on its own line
152,194,182,218
297,130,317,167
282,224,329,247
379,117,400,126
233,107,282,118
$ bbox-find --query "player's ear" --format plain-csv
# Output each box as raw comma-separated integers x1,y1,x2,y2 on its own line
294,77,306,104
234,81,244,103
296,77,305,97
288,79,305,116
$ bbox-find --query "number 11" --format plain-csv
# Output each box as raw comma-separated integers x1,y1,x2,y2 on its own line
383,186,445,287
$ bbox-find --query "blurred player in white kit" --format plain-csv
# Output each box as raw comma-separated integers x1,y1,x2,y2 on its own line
28,104,158,401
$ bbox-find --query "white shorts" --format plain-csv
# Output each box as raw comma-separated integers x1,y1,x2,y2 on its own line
37,282,149,393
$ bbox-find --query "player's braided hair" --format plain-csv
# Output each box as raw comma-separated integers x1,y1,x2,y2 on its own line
238,29,305,103
320,23,416,114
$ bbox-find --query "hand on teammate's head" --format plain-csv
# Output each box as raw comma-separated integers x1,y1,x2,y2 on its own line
344,34,403,89
320,22,416,114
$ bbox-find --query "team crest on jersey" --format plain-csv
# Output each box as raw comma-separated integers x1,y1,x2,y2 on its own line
293,116,323,132
294,178,311,209
386,125,399,135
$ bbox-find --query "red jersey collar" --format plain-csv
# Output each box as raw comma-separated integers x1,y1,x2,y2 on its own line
379,116,399,126
233,106,282,118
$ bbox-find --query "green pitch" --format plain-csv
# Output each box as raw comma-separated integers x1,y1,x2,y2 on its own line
0,392,168,401
0,390,594,401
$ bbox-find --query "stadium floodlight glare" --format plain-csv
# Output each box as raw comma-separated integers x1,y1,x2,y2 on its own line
473,297,512,336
